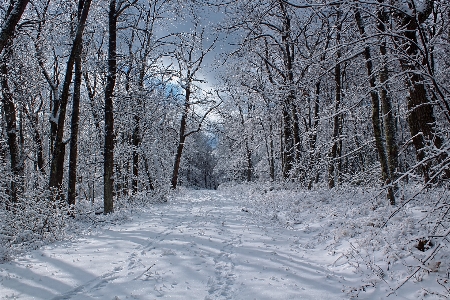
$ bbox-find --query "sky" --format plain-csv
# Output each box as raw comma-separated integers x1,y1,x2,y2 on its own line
155,1,241,92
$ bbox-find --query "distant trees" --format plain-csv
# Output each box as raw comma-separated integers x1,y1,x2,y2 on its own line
181,131,217,189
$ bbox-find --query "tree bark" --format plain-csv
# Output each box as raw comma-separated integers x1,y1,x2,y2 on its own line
104,0,117,213
83,72,102,134
239,105,253,182
397,0,438,183
328,8,342,189
261,115,275,181
0,0,29,55
377,1,398,200
25,107,45,175
67,1,84,206
49,0,92,195
0,56,23,203
308,80,321,190
279,1,296,179
143,156,155,191
171,84,190,189
132,114,140,194
354,7,395,204
268,121,275,181
292,106,302,165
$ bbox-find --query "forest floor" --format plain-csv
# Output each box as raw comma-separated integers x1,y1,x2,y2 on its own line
0,185,449,299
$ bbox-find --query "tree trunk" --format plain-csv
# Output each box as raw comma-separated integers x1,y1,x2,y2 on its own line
268,121,275,181
23,104,45,175
328,9,342,189
308,80,321,189
67,11,83,206
378,2,398,199
0,0,29,55
104,0,117,213
397,1,438,183
0,56,23,203
238,105,253,182
171,132,186,189
279,0,296,180
282,104,294,179
49,0,92,195
245,141,253,182
83,72,102,134
292,105,302,165
308,26,331,188
261,116,275,181
171,85,190,189
354,6,395,204
169,29,216,189
143,156,155,190
132,114,140,194
125,158,130,196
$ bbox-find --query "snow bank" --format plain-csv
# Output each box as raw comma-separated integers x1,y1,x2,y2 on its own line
219,182,450,298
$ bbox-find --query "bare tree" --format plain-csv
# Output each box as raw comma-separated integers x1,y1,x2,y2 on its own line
168,29,219,189
0,46,23,204
354,5,395,204
104,0,137,213
48,0,92,197
394,0,440,183
103,0,118,213
328,5,343,189
0,0,32,206
68,0,87,207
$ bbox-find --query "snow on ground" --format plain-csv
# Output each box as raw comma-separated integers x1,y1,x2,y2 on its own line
0,185,449,299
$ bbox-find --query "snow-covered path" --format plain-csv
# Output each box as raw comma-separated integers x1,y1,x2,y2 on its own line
0,189,348,299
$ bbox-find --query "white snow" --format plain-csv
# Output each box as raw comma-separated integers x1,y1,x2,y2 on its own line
0,185,449,299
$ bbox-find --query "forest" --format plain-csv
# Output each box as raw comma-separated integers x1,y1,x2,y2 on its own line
1,0,450,296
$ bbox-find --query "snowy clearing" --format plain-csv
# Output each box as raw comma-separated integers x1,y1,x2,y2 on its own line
0,186,449,299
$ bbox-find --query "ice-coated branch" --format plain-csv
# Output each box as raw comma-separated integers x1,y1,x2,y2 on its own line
0,0,29,55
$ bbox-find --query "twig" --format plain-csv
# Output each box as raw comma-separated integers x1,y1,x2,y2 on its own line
134,263,156,280
387,244,442,297
349,242,391,288
387,228,450,297
381,187,426,228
